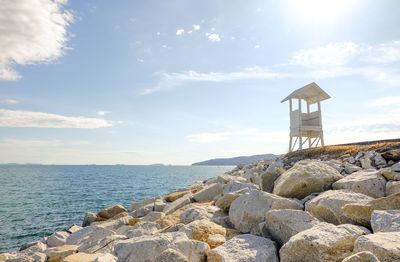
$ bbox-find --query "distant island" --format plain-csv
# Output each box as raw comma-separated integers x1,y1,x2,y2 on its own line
192,153,277,166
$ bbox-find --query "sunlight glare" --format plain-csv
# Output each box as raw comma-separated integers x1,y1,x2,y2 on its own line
291,0,355,22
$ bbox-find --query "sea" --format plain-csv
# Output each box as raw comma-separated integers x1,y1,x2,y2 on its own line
0,165,234,253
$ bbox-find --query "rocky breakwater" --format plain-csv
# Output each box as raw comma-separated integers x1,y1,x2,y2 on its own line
2,146,400,261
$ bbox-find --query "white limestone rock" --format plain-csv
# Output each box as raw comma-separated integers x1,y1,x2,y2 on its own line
47,231,70,247
280,223,370,262
192,183,224,202
332,169,387,198
354,232,400,262
92,216,132,231
371,210,400,233
344,162,362,174
222,181,258,195
179,204,222,224
207,234,278,262
342,251,379,262
66,226,126,253
380,167,400,181
305,190,373,225
154,248,188,262
112,232,209,262
263,209,321,245
163,193,193,215
259,164,284,192
273,159,343,199
142,211,165,222
229,190,302,234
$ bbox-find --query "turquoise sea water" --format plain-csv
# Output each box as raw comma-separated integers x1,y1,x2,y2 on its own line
0,165,233,253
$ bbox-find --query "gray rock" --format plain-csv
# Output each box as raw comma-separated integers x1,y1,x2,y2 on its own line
193,183,224,202
163,193,192,215
380,167,400,181
229,190,302,234
112,232,209,262
273,159,343,199
142,211,165,222
305,190,373,225
82,212,98,227
354,232,400,262
332,169,386,198
344,162,362,174
371,210,400,233
179,204,222,224
386,181,400,196
67,225,83,234
46,231,70,247
280,223,370,262
154,248,189,262
392,162,400,172
342,251,380,262
222,181,258,195
259,165,283,192
263,209,320,245
66,225,125,253
207,234,278,262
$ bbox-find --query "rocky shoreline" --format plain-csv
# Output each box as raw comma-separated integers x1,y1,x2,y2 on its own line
1,145,400,261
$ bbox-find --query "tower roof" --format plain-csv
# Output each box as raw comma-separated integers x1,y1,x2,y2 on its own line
281,82,331,104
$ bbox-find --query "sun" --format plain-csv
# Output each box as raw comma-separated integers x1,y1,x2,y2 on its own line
290,0,355,22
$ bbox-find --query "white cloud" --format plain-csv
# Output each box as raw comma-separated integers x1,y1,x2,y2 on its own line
97,111,110,116
187,30,193,34
176,29,184,35
0,109,112,128
1,99,18,105
255,45,260,49
207,34,221,42
0,0,74,81
186,132,231,143
0,138,62,147
137,58,144,62
291,40,400,67
192,25,200,31
142,40,400,94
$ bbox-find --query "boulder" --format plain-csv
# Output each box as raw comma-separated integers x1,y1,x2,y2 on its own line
127,221,160,237
222,181,258,195
280,223,370,262
142,211,165,222
207,234,226,249
62,252,117,262
371,210,400,233
263,209,320,245
205,174,246,185
164,191,189,202
354,232,400,262
67,225,82,234
66,226,125,253
45,245,78,262
380,167,400,181
179,204,222,224
392,162,400,172
332,169,386,198
154,248,189,262
215,191,242,212
130,197,166,217
192,183,224,202
259,164,284,192
273,160,343,199
47,231,70,247
179,219,226,242
344,162,362,174
342,251,380,262
207,234,278,262
342,193,400,227
382,149,400,162
305,190,373,225
386,181,400,196
229,190,302,234
163,193,192,215
82,212,99,227
92,216,132,231
112,232,209,262
97,204,127,219
20,242,47,253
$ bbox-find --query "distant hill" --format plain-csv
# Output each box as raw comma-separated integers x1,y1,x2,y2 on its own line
192,154,277,166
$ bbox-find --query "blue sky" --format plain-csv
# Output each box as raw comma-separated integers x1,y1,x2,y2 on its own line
0,0,399,164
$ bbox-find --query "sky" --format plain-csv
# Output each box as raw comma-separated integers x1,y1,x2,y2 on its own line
0,0,399,165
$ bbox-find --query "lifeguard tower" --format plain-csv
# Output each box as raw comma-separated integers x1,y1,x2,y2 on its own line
281,82,330,152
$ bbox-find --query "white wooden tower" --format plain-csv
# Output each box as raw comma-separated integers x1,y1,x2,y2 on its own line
281,82,330,152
